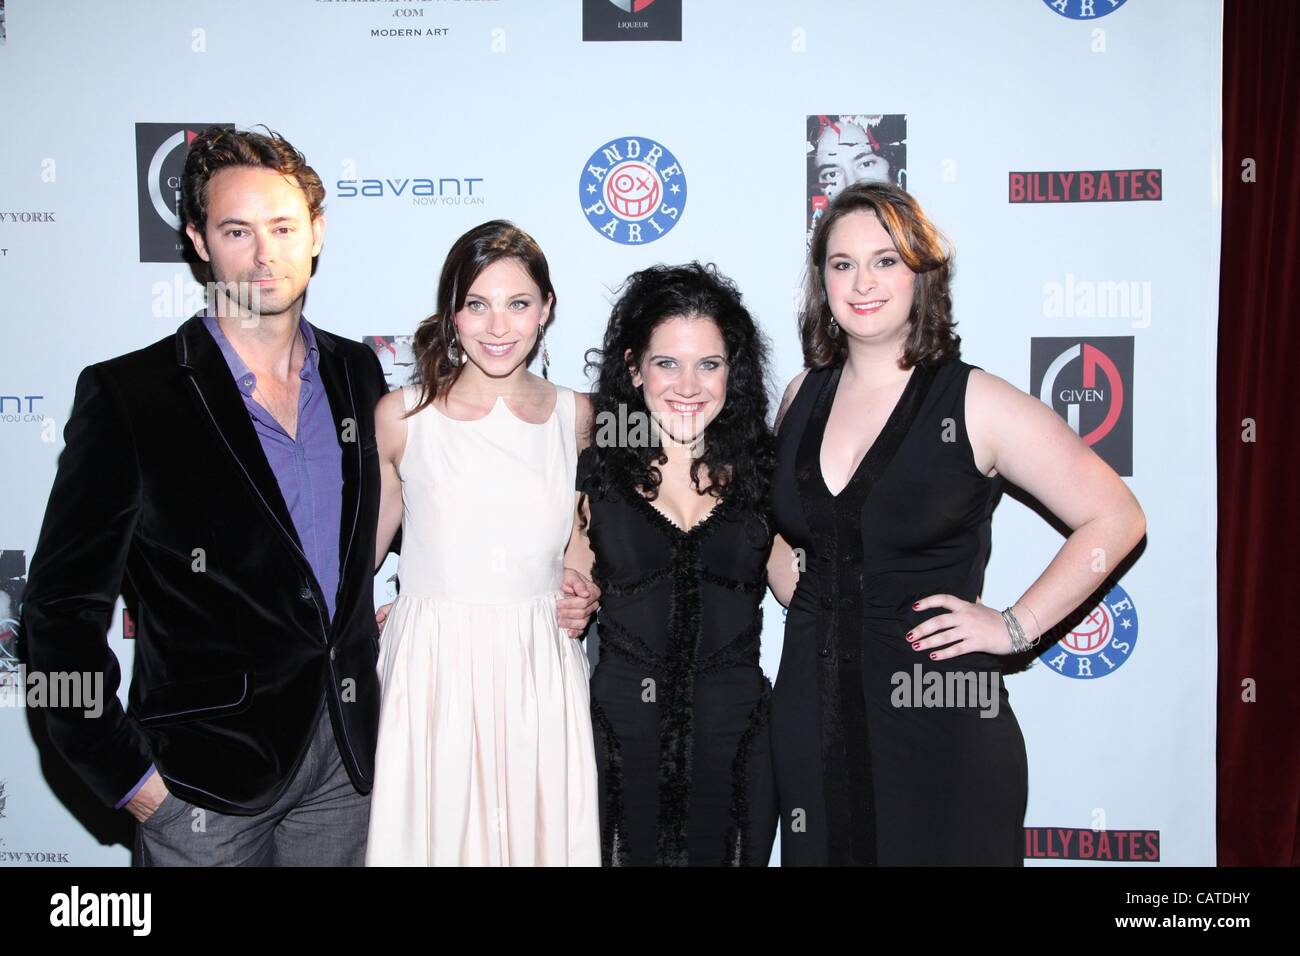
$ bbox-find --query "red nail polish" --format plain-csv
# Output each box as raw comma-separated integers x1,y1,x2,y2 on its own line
905,631,914,639
929,653,937,660
912,602,920,609
911,643,920,651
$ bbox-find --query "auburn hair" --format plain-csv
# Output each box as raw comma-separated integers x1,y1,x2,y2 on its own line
800,181,959,369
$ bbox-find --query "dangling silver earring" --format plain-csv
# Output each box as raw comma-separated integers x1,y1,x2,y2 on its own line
540,324,551,380
827,317,840,339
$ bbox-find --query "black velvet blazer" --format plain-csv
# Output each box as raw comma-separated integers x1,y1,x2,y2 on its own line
21,314,388,814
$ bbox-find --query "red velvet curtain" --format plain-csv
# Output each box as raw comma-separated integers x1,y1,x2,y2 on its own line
1217,0,1300,866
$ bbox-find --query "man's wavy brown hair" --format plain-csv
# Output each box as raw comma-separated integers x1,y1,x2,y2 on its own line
800,181,959,370
180,126,325,235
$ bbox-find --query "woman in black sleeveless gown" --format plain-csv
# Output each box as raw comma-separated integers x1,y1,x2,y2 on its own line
768,183,1146,865
567,263,779,866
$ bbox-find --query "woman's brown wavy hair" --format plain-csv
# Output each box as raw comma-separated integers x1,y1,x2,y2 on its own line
799,181,959,370
409,219,556,414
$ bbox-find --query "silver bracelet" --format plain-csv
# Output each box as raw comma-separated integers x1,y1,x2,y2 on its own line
1001,606,1039,654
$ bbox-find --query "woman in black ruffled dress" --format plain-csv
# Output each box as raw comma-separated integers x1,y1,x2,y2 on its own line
566,262,779,866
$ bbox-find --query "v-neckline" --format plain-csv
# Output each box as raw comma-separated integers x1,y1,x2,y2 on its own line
815,364,921,500
645,496,724,536
629,480,729,538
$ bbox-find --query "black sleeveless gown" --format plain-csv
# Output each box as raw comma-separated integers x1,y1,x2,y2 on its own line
578,447,778,866
770,358,1027,866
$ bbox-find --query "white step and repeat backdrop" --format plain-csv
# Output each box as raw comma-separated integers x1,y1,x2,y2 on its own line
0,0,1220,866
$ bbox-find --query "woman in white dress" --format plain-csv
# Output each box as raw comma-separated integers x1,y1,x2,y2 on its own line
365,220,601,866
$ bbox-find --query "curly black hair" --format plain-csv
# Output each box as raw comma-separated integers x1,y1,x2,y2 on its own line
581,262,776,520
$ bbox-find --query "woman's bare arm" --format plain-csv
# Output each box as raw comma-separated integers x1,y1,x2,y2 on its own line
967,369,1146,640
910,370,1146,659
374,388,407,571
765,371,810,606
767,533,801,607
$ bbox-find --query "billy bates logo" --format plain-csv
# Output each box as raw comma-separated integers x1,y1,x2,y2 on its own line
1010,169,1160,203
1030,336,1133,475
1040,581,1139,680
1024,826,1158,862
135,123,232,262
579,136,686,244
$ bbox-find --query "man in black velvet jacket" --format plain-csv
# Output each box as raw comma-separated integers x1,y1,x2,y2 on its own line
22,128,389,865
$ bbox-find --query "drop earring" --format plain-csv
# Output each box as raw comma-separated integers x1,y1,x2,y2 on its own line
540,324,551,380
448,333,467,366
828,317,840,339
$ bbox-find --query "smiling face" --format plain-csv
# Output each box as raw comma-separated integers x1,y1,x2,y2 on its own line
628,315,729,447
823,209,915,347
185,166,324,321
815,121,892,200
454,257,552,378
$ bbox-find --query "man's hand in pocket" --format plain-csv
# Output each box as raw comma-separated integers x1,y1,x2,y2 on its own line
125,770,170,823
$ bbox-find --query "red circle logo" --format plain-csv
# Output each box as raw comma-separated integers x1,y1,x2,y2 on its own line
604,161,661,220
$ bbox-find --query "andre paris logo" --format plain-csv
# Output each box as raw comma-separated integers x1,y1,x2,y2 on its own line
579,135,687,244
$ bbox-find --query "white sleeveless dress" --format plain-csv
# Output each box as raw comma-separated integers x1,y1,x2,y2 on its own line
364,383,600,866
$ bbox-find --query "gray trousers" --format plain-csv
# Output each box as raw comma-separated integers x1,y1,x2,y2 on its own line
134,700,371,866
